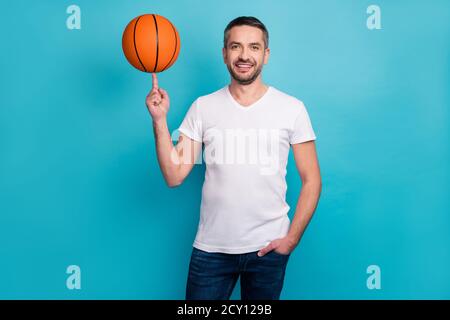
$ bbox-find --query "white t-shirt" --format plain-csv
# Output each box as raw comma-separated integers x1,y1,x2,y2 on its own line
178,85,317,254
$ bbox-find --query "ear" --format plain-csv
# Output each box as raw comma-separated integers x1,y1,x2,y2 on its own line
263,47,270,65
222,47,227,64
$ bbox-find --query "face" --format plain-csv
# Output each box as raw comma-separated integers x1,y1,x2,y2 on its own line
223,25,270,85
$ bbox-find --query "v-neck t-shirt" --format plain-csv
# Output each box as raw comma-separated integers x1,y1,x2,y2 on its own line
177,85,317,254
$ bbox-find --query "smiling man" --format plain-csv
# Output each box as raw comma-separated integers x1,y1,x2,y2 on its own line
146,16,322,300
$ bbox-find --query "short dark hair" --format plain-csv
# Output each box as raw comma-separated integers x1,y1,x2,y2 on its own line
223,16,269,49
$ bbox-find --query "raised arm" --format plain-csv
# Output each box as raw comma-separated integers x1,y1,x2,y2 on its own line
146,73,202,187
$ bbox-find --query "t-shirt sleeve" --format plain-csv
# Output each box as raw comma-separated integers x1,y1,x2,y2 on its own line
177,98,203,142
289,101,317,144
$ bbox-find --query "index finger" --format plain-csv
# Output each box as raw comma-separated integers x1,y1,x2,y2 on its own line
152,73,159,90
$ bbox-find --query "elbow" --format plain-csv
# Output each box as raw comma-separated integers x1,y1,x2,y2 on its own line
163,166,184,188
167,181,182,188
303,176,322,193
165,177,183,188
315,178,322,194
316,179,322,198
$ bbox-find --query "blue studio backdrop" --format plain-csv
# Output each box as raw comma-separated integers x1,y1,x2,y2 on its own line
1,0,449,299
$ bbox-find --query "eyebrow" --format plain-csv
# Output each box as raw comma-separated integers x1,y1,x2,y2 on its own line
229,41,263,47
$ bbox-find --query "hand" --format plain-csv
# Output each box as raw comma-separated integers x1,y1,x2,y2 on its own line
146,73,170,122
257,236,298,257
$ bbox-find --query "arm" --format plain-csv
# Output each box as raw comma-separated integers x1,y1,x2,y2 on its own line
286,140,322,245
258,140,322,256
153,122,202,187
147,73,202,187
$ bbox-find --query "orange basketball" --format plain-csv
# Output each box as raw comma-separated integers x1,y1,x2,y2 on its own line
122,14,180,73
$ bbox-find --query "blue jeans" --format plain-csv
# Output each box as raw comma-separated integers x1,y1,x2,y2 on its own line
186,246,290,300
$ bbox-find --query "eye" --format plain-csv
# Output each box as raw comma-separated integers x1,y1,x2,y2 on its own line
252,45,260,50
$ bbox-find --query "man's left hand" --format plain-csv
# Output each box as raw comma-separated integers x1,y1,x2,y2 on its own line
257,236,298,257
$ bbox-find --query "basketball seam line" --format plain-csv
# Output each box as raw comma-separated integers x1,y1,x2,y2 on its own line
133,16,147,72
162,22,178,71
152,14,159,72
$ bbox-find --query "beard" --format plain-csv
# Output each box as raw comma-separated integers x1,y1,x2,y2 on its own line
226,59,263,85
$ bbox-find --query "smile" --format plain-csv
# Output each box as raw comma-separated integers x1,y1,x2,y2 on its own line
235,63,253,72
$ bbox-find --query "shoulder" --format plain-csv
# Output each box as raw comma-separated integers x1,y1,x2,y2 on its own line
196,86,227,106
189,87,228,120
269,86,308,114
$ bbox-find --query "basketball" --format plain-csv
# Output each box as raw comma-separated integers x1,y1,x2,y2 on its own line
122,14,180,73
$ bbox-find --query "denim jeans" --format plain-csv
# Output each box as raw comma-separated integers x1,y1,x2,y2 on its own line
186,246,290,300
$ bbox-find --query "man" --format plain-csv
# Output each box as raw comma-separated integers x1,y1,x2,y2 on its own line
146,16,322,300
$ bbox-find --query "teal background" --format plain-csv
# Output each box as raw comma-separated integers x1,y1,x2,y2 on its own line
1,0,449,299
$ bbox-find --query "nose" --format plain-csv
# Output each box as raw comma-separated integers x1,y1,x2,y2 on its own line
239,46,250,61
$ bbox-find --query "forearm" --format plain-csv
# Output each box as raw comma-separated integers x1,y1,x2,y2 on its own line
152,118,181,186
287,180,322,245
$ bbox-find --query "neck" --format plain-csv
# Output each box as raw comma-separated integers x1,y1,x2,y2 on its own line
228,76,268,101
